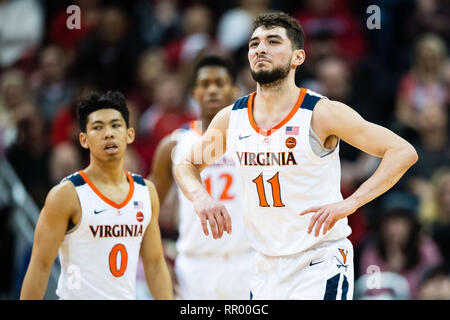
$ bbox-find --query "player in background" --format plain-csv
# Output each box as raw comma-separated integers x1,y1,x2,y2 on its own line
150,56,254,299
174,12,418,299
20,91,173,300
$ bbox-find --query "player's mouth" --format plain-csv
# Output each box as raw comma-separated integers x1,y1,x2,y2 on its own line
205,97,222,107
104,142,119,154
255,57,271,65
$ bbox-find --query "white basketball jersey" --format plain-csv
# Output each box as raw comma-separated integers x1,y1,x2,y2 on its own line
56,170,152,300
227,88,352,256
173,121,251,256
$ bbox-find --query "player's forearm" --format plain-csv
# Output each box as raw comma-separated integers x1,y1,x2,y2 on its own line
20,264,51,300
145,258,174,300
173,161,209,202
346,143,418,210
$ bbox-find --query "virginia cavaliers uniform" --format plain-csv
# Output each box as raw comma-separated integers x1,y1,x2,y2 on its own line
172,121,254,299
226,88,354,300
56,170,151,300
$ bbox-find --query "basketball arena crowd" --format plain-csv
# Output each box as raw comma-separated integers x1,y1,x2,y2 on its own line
0,0,449,300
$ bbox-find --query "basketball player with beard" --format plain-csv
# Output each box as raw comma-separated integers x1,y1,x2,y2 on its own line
174,12,418,299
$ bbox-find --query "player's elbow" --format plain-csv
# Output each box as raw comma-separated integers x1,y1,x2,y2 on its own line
403,143,418,167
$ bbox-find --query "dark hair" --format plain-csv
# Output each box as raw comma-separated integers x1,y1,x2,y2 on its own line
376,208,421,271
252,12,305,50
77,90,129,132
192,55,236,85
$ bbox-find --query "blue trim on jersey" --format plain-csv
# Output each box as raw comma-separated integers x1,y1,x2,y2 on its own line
232,96,249,111
324,274,340,300
66,173,86,187
301,93,321,111
132,174,146,186
341,275,349,300
178,122,191,131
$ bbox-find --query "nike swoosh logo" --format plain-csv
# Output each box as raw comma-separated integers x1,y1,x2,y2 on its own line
239,134,252,140
94,209,107,214
309,260,325,266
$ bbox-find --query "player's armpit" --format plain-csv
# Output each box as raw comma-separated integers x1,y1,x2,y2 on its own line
20,181,79,299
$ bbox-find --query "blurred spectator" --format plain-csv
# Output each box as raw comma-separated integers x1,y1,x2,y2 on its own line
294,0,366,65
134,0,181,48
0,69,33,149
403,0,450,46
420,167,450,267
418,262,450,300
48,0,101,58
136,73,195,176
354,271,411,300
408,102,450,183
5,103,51,207
71,4,143,92
49,141,82,185
359,191,442,299
217,0,271,52
0,0,44,69
127,48,169,114
29,45,74,124
49,81,98,148
395,33,448,136
164,3,216,70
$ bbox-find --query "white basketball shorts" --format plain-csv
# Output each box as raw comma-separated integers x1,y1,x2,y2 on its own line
174,251,254,300
250,238,354,300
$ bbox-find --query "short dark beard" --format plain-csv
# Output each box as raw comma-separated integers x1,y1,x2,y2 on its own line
250,63,290,85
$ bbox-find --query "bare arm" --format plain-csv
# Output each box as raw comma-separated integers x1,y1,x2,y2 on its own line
149,134,177,204
173,105,232,239
148,134,178,234
140,179,174,300
301,99,418,236
20,182,79,299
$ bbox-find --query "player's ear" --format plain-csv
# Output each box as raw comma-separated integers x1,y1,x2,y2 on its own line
126,127,135,144
79,132,89,149
292,49,306,68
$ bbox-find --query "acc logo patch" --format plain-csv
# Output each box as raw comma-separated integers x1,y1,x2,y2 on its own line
285,137,297,149
136,211,144,222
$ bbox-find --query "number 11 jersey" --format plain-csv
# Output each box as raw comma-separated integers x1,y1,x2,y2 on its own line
226,88,351,256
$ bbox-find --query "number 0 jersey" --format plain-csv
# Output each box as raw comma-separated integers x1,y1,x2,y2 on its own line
56,171,151,300
226,88,352,256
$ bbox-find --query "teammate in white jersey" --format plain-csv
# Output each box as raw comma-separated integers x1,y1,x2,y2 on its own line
20,91,173,299
174,12,418,300
150,56,253,299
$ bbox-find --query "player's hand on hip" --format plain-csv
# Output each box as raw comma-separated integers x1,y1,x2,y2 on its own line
193,195,232,239
299,198,358,237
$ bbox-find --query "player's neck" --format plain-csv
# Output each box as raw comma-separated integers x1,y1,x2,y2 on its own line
255,74,300,114
201,115,212,132
84,158,127,186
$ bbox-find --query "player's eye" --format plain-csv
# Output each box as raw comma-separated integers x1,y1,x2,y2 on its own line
249,42,258,48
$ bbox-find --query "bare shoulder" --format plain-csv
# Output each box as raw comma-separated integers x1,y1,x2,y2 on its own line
209,105,233,130
43,180,80,218
157,132,178,153
143,178,157,194
312,98,364,136
144,179,159,206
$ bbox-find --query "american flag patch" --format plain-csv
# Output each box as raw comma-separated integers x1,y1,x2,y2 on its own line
133,201,143,209
285,126,299,135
